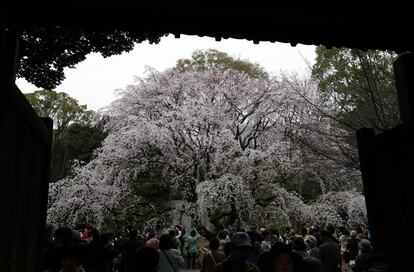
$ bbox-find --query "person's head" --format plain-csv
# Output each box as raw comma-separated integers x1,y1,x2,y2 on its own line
88,228,100,245
159,234,174,250
54,227,74,246
308,226,314,235
350,230,358,238
357,232,365,240
274,253,295,272
128,229,138,240
45,224,57,245
146,238,160,249
190,230,197,237
168,229,177,238
100,233,111,247
358,239,372,254
269,243,303,272
249,224,258,232
292,237,307,252
270,228,280,237
209,238,220,250
304,235,317,249
218,230,227,240
325,225,335,237
137,234,145,242
319,229,331,243
339,226,347,234
303,256,322,272
301,228,308,237
230,232,252,262
134,246,160,272
231,246,251,262
75,223,87,230
262,230,272,241
59,246,84,271
147,232,156,240
309,225,319,235
72,229,82,244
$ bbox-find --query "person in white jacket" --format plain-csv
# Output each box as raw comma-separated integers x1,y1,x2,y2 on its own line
158,234,184,272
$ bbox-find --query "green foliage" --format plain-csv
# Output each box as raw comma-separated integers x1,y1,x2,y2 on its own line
49,123,105,182
254,184,277,206
108,170,171,231
103,195,146,232
175,49,268,78
25,90,105,182
18,27,164,89
130,170,171,202
300,179,323,203
312,46,400,133
25,89,92,134
61,123,107,172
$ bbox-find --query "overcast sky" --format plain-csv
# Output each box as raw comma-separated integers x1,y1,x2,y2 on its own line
16,34,317,111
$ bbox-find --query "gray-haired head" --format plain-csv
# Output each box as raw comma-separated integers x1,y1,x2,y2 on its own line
350,230,358,238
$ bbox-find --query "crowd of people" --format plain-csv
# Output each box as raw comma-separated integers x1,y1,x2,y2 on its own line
41,223,393,272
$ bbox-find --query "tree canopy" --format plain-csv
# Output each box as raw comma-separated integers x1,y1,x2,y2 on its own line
312,46,400,133
17,27,164,89
25,89,93,135
175,49,268,79
278,46,400,187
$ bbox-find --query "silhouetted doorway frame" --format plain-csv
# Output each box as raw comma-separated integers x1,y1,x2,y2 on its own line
1,16,414,272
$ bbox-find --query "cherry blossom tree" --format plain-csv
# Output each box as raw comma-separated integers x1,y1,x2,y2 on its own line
279,75,363,193
47,50,367,232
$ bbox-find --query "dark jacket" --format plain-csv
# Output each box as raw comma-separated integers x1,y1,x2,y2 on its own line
212,257,259,272
319,238,341,272
346,237,359,261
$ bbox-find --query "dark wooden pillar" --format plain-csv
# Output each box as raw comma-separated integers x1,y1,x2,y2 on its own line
1,28,53,272
394,52,414,122
0,29,19,92
355,52,414,272
355,128,375,239
39,117,53,271
0,28,19,272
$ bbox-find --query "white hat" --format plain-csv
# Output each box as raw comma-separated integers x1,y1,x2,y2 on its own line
305,235,317,245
